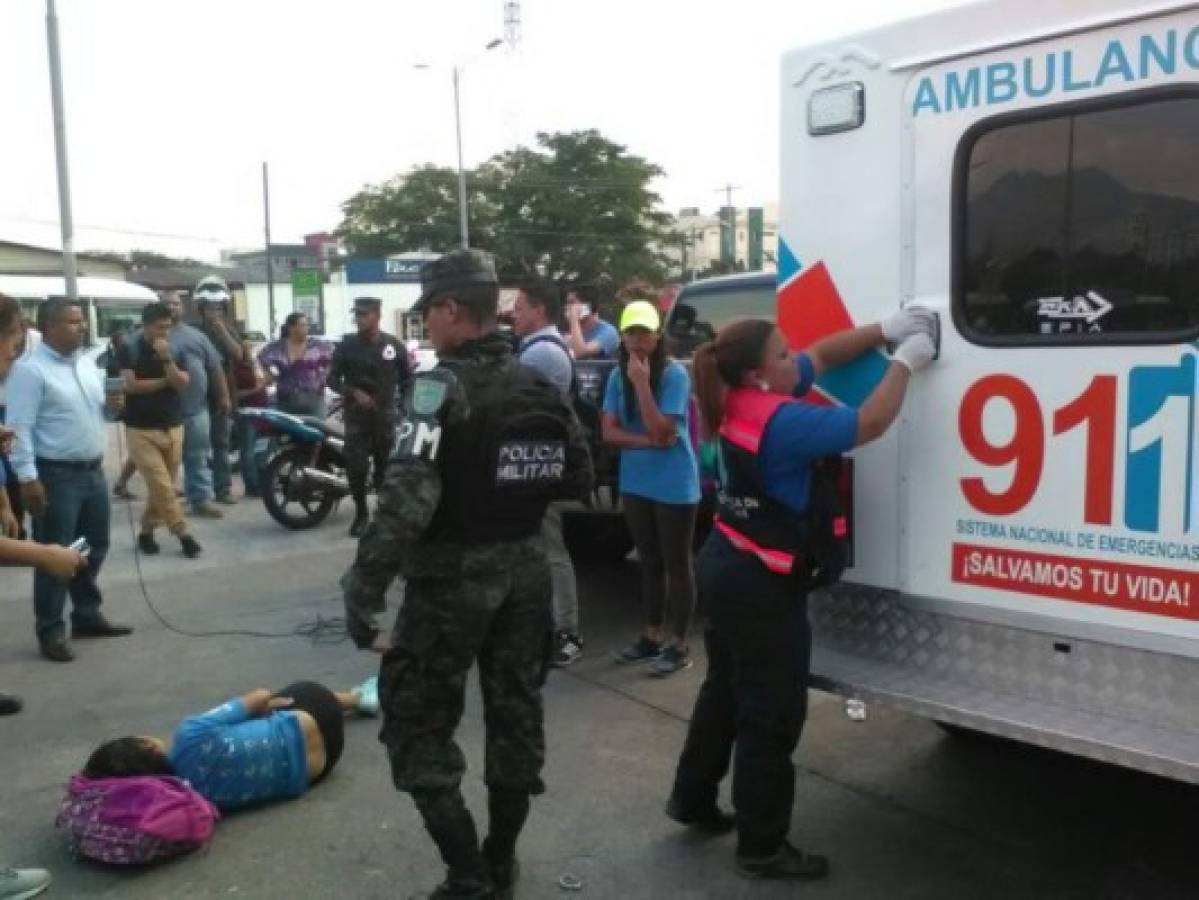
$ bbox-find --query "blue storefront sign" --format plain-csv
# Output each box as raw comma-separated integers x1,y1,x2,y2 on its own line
345,257,435,284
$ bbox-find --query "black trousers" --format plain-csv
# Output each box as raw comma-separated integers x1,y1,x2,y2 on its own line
622,494,697,640
344,413,395,506
669,530,811,858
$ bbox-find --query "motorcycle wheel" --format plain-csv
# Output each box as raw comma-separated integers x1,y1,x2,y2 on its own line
262,446,338,529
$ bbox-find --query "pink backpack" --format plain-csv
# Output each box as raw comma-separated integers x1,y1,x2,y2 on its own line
56,774,219,865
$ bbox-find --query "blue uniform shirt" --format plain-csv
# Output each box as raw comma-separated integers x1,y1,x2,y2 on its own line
168,698,308,811
757,353,859,513
603,360,700,505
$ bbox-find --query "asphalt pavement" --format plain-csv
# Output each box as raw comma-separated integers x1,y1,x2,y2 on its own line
1,449,1197,899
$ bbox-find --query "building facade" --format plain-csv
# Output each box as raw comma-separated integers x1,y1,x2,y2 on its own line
0,240,127,280
662,204,779,279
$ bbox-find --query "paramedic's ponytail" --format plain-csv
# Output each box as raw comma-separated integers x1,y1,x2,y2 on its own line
693,317,776,437
692,342,724,437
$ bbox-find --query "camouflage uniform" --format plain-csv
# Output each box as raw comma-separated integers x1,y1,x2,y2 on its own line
342,250,592,900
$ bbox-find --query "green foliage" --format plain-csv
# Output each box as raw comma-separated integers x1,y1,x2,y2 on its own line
337,165,494,258
337,130,672,284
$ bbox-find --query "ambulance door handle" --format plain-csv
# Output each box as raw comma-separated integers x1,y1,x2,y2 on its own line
904,297,945,361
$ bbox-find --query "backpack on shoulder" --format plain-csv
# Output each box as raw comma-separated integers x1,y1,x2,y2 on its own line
56,774,220,866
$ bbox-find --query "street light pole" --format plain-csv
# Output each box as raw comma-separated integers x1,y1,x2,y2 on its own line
417,39,503,252
45,0,78,301
263,162,276,335
452,66,469,249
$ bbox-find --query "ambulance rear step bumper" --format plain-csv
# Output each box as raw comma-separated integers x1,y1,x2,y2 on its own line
810,645,1199,784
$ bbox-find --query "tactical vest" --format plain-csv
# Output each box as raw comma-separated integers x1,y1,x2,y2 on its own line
714,388,849,586
428,359,588,545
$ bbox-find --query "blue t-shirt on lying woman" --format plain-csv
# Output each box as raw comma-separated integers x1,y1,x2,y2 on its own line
168,698,308,811
603,360,700,506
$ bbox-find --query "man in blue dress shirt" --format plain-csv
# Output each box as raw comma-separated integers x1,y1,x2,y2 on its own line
7,298,133,662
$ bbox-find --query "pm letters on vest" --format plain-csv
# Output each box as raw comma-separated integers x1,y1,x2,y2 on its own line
395,420,443,461
496,440,566,484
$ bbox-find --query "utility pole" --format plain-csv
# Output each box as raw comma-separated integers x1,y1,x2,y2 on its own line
715,182,741,210
45,0,78,301
263,162,276,334
714,183,741,273
452,66,469,249
418,39,501,250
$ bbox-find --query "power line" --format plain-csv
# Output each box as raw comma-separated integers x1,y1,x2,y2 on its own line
0,214,221,244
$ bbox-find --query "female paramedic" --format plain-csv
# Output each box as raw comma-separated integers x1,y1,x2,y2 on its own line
664,309,937,880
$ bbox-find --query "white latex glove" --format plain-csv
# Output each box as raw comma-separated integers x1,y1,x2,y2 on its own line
893,333,936,373
881,306,937,344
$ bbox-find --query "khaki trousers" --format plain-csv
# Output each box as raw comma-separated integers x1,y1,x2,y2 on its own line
126,426,187,536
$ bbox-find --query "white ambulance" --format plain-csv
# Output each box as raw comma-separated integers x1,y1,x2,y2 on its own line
780,0,1199,781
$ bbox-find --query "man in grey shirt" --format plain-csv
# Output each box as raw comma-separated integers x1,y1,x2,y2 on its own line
511,279,583,667
163,292,230,518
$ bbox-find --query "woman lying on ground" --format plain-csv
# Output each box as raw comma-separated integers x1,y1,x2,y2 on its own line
81,678,377,811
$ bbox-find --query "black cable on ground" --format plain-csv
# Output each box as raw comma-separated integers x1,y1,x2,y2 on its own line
114,423,348,643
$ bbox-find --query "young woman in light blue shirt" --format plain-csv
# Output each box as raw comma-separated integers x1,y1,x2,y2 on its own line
601,301,700,676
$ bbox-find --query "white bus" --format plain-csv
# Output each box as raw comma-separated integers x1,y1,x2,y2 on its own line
781,0,1199,781
0,274,157,347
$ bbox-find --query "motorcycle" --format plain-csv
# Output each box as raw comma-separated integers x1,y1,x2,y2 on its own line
240,403,352,529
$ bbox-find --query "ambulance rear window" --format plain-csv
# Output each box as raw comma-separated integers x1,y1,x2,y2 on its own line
955,92,1199,345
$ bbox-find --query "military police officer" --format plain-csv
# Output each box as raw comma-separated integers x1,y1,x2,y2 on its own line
326,296,410,536
342,249,592,900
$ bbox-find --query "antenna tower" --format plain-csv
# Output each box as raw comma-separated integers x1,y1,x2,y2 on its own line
504,0,521,48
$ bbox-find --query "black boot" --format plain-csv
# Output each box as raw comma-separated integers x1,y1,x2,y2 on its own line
482,788,530,900
412,788,493,899
349,498,370,538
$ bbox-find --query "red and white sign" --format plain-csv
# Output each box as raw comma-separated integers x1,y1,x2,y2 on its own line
952,543,1199,622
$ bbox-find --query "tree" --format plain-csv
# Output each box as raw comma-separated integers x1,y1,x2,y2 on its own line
336,130,672,284
337,165,500,258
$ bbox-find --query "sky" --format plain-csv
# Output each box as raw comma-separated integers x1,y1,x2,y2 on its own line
0,0,967,261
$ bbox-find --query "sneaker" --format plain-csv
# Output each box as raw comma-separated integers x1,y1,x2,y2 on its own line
112,483,136,500
137,532,160,555
179,535,202,559
551,632,583,668
649,645,692,677
665,796,735,835
215,494,238,506
736,840,830,881
190,503,224,519
0,867,52,899
0,693,22,716
616,636,662,663
355,675,379,717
